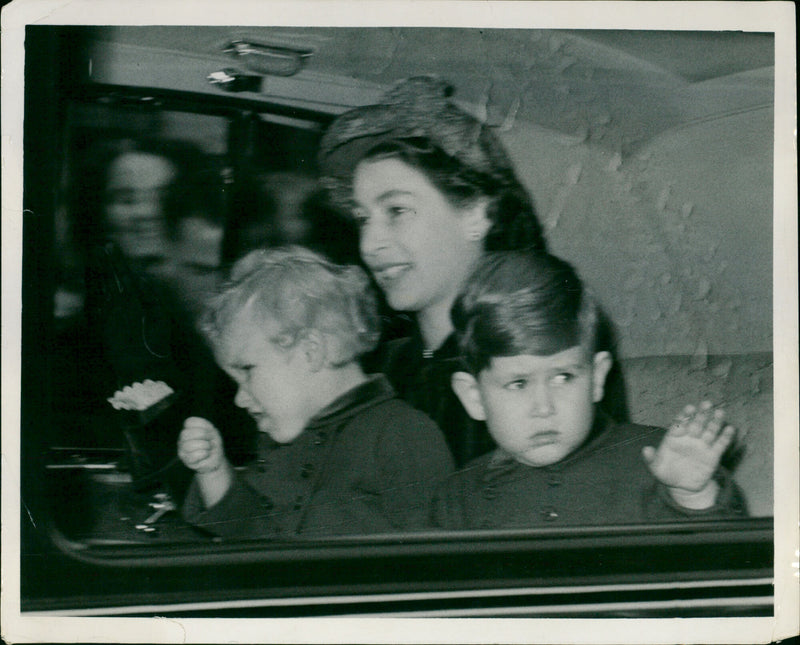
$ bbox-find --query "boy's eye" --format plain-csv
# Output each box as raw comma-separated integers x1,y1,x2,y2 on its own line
504,379,528,391
550,372,576,386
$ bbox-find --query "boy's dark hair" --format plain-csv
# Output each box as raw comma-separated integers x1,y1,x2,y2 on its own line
451,250,599,374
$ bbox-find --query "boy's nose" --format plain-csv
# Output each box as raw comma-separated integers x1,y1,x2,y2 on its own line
528,383,555,417
233,386,253,409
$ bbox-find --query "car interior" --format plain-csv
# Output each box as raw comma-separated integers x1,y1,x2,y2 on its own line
6,14,789,626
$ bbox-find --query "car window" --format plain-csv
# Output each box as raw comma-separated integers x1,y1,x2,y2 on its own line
13,22,781,624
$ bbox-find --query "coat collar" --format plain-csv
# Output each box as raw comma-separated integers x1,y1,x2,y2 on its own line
305,374,396,430
403,325,463,363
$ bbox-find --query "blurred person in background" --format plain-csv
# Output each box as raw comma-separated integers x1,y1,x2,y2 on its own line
52,137,254,468
221,170,361,270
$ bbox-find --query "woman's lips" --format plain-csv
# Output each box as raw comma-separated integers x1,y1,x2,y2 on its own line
371,262,413,284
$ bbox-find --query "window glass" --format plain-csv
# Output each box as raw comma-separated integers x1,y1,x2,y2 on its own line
37,27,773,556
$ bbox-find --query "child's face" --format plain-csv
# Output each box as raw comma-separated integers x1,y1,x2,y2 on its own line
217,309,317,444
453,346,612,467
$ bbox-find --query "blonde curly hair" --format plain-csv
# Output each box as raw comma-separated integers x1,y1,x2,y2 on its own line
201,246,380,367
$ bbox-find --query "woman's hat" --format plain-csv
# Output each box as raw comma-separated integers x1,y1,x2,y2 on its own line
318,76,517,209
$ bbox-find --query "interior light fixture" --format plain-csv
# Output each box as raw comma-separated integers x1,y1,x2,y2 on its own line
223,40,313,77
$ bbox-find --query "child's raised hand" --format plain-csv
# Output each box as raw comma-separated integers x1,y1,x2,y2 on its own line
642,401,736,507
178,417,227,474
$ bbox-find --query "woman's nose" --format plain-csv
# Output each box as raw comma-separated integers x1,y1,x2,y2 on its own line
359,217,390,257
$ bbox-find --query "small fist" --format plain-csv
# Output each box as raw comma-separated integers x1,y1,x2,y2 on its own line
643,401,736,494
178,417,227,474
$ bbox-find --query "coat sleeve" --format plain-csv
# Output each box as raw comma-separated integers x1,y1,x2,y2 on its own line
641,467,749,521
429,475,471,530
372,404,456,530
182,470,279,539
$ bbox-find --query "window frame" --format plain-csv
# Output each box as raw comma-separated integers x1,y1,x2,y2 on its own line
19,34,776,619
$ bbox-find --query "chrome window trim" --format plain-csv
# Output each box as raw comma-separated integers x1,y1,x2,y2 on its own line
26,577,774,617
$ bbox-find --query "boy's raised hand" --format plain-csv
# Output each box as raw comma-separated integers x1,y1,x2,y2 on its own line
642,401,736,509
178,416,228,474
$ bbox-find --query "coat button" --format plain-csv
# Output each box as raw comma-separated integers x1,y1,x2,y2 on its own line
547,476,560,487
482,486,498,500
300,463,315,478
541,506,559,521
260,496,274,510
313,431,327,446
256,458,267,473
293,495,304,511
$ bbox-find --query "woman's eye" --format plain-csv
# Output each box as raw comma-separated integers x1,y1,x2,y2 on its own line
387,205,413,219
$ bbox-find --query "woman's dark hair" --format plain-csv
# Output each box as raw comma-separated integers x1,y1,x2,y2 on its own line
359,137,548,254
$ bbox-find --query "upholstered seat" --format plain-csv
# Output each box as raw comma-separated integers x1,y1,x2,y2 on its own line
622,353,773,517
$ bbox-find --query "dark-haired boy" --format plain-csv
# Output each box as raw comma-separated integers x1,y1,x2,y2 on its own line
433,250,747,529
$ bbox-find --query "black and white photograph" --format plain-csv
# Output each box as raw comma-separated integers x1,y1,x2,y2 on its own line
1,1,797,643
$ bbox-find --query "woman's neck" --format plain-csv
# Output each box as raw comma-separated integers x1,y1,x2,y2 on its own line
416,296,456,353
416,248,484,353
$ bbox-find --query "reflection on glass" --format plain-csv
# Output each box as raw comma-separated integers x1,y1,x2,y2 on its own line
45,68,772,551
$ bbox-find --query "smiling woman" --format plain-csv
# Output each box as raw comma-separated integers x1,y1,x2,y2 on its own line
8,14,788,631
320,75,630,466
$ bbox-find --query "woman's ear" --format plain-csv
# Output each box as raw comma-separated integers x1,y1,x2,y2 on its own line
451,371,487,421
591,351,613,403
461,198,492,243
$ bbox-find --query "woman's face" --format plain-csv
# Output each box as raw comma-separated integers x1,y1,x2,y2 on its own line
104,152,177,260
352,157,485,314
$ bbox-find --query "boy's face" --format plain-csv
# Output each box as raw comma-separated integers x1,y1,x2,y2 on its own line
217,309,317,444
452,347,612,467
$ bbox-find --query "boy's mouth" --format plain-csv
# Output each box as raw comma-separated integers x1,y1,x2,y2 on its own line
529,430,559,447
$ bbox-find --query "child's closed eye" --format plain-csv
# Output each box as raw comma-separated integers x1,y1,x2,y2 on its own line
230,364,255,380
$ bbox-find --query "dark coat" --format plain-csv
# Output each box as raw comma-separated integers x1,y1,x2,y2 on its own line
375,328,630,467
431,413,748,530
183,375,455,538
376,332,496,467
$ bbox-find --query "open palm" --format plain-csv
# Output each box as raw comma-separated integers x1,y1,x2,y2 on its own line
643,402,736,492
